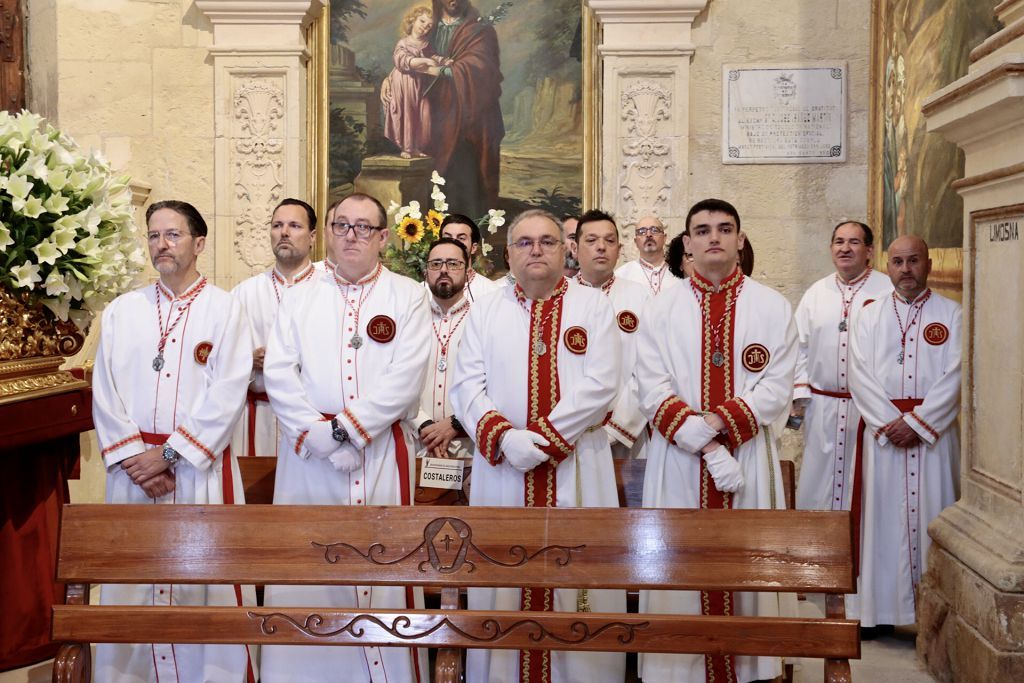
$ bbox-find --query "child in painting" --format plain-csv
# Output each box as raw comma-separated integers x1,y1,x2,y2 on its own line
384,5,448,159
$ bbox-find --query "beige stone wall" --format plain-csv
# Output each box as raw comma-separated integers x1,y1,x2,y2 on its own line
687,0,872,304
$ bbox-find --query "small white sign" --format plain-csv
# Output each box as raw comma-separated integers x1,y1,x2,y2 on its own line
722,62,847,164
418,457,466,490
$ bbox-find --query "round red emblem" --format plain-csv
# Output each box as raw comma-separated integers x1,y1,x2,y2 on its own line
194,341,213,365
923,322,949,346
367,315,396,343
563,326,588,354
617,310,639,334
742,343,770,373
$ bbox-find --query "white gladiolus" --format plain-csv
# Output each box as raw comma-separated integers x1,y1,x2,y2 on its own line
32,239,60,265
44,270,70,296
430,170,446,185
11,261,42,289
44,193,70,215
0,223,12,252
6,174,32,200
20,195,46,218
43,297,71,321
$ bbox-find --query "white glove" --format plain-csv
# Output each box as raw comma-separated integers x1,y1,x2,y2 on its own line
702,444,744,493
328,443,363,472
500,429,550,473
674,415,719,453
304,420,338,459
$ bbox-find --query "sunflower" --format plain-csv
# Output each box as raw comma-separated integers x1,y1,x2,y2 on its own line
426,209,445,237
398,216,426,244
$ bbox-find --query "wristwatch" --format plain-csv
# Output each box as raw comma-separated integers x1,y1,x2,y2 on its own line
450,415,465,436
330,417,350,444
162,443,180,466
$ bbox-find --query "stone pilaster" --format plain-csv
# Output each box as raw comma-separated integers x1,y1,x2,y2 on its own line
586,0,709,256
195,0,324,289
919,1,1024,680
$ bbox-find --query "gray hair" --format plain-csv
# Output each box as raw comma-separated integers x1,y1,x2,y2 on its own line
505,208,564,245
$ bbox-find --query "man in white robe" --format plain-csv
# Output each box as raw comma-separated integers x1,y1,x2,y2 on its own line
261,192,431,683
614,215,682,297
450,208,624,683
440,212,501,302
848,235,961,629
793,221,892,511
231,198,318,460
636,199,796,683
572,209,650,458
92,200,254,683
416,237,475,458
312,198,339,280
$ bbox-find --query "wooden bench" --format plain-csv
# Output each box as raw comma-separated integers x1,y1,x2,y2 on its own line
52,504,858,682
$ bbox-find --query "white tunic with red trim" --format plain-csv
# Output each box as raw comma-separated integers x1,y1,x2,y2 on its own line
230,263,317,459
260,263,430,683
415,292,474,457
635,270,796,683
847,289,961,627
614,257,683,298
91,276,254,683
572,274,651,456
793,269,891,510
450,279,625,683
465,267,501,303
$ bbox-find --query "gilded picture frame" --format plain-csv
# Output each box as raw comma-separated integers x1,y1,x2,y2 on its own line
304,1,601,261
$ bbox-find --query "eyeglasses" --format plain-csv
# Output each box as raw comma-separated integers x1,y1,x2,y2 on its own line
511,236,563,252
635,226,665,237
147,230,190,244
426,258,467,271
330,221,384,239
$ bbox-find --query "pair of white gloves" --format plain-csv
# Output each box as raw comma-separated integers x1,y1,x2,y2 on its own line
674,414,744,493
305,421,363,472
499,429,552,472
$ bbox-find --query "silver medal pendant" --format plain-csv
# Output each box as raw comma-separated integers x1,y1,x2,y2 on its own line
533,340,547,356
350,334,363,349
152,353,165,372
437,356,447,372
711,350,725,367
838,320,848,332
897,350,904,365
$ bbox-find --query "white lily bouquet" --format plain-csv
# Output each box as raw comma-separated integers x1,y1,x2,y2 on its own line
0,110,146,331
382,170,505,281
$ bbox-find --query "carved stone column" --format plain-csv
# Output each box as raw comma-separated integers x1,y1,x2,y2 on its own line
918,2,1024,680
196,0,323,289
586,0,709,256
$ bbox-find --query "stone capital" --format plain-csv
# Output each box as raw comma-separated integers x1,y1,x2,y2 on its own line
586,0,709,55
196,0,325,47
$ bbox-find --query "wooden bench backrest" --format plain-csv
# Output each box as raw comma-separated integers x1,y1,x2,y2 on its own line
56,504,854,594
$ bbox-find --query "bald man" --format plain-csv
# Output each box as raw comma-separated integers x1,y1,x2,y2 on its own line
847,235,961,632
615,215,682,296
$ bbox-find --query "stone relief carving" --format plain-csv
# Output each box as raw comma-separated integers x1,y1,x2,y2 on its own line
232,78,285,271
619,80,673,228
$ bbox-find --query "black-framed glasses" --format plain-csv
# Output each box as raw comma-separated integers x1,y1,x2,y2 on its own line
511,236,562,252
426,258,467,271
635,226,665,237
330,221,384,239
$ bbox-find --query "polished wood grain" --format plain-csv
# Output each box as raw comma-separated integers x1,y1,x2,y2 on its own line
56,505,855,593
52,606,859,659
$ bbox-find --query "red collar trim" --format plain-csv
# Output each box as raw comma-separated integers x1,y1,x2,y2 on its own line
837,268,871,287
575,273,615,294
334,262,383,287
431,293,471,317
894,288,931,305
515,276,569,306
690,267,743,294
157,275,206,301
274,262,315,286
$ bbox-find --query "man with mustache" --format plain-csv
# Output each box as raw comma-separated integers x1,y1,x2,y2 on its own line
614,214,681,296
848,234,961,634
450,208,623,683
91,200,254,682
439,212,500,301
792,221,891,513
573,209,650,459
231,198,318,460
260,192,430,682
636,198,796,682
416,237,475,458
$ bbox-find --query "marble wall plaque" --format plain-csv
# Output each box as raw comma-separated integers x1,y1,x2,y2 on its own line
722,62,847,164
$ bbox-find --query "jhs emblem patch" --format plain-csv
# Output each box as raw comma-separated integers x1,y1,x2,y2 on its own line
194,341,213,365
367,315,397,343
617,310,639,333
742,343,770,372
564,326,588,355
923,322,949,346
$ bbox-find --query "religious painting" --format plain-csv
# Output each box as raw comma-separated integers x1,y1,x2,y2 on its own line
322,0,592,232
869,0,998,298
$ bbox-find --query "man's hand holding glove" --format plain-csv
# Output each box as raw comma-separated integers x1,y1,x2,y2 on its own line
500,429,551,473
674,415,720,452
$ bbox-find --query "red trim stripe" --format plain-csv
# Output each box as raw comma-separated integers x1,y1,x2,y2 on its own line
653,396,694,442
713,397,759,450
343,407,373,444
101,433,143,456
476,410,513,466
175,425,216,461
530,416,572,462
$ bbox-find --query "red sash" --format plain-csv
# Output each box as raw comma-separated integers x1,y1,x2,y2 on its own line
245,391,270,457
810,386,853,400
850,398,923,578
